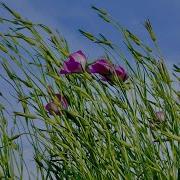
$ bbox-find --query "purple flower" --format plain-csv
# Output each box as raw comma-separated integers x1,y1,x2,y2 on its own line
88,59,128,82
113,65,128,82
45,94,68,115
155,111,165,122
60,50,86,74
87,59,112,75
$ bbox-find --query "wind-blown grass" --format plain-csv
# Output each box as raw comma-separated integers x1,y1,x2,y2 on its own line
0,3,179,179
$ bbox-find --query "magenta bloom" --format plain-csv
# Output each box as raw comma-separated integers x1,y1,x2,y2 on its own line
60,50,86,74
113,65,128,81
87,59,112,75
88,59,128,82
45,94,68,115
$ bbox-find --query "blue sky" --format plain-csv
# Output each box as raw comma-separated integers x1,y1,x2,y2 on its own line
1,0,180,64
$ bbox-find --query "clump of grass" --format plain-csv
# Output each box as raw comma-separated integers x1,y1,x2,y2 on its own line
0,3,179,179
0,102,25,179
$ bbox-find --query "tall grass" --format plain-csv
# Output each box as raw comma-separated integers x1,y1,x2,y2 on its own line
0,3,179,179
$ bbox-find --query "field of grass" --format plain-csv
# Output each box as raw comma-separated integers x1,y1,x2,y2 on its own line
0,3,179,179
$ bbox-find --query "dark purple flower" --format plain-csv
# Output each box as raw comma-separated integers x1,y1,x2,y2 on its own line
87,59,112,75
45,94,68,115
88,59,128,82
60,50,86,74
113,65,128,82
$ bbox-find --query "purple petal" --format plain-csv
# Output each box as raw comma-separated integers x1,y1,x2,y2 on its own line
88,59,112,75
60,58,83,74
45,94,68,115
59,69,70,74
55,94,68,109
97,59,110,64
45,102,61,115
60,50,87,74
70,50,86,70
65,60,83,73
75,50,86,60
59,58,71,74
114,66,128,81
